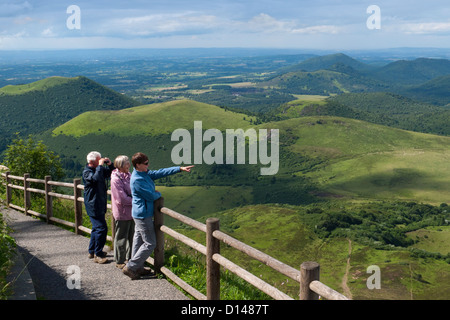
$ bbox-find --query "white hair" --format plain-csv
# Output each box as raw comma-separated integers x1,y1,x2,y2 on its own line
87,151,101,163
114,155,130,169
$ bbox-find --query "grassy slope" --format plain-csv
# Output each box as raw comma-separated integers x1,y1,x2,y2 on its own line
257,116,450,204
0,76,74,95
52,99,256,137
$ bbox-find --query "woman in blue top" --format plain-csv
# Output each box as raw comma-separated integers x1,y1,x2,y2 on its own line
123,152,193,280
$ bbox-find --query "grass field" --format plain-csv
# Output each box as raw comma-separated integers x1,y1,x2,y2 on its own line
407,226,450,255
278,95,328,118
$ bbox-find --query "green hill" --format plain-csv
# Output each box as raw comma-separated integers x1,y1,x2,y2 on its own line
372,58,450,85
261,116,450,204
52,99,255,137
279,53,373,73
259,67,386,96
401,75,450,106
0,76,139,151
326,92,450,136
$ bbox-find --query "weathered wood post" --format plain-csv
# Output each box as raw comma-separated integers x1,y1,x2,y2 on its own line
73,178,82,234
300,261,320,300
206,218,220,300
23,173,30,215
153,197,165,274
44,176,53,223
5,171,11,206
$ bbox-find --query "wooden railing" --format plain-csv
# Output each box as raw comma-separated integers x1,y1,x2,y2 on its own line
1,171,350,300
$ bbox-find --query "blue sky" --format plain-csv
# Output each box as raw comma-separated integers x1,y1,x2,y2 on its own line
1,0,450,50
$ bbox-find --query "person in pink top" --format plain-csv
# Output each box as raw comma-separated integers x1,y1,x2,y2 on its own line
111,155,133,269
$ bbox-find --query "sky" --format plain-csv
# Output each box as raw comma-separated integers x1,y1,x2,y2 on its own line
1,0,450,50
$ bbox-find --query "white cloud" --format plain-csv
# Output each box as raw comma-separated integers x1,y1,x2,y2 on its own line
41,27,56,37
400,22,450,34
292,25,342,35
102,12,222,36
247,13,296,33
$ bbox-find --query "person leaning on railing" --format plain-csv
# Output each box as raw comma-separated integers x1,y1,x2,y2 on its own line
122,152,194,280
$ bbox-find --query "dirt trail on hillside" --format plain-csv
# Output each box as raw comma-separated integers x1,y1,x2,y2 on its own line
341,238,353,300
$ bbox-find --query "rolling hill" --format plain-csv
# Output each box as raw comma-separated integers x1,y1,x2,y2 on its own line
260,116,450,205
325,92,450,136
371,57,450,85
279,53,373,73
259,65,387,95
401,75,450,106
0,76,139,152
52,99,255,137
42,98,450,206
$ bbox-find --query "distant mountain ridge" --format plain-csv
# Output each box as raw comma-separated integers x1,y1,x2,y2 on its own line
280,53,373,73
267,53,450,104
371,57,450,85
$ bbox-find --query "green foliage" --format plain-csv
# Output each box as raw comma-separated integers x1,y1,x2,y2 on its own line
308,201,450,248
3,135,65,181
326,93,450,136
0,211,16,300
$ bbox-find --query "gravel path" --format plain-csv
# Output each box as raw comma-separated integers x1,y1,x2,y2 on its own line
3,206,188,300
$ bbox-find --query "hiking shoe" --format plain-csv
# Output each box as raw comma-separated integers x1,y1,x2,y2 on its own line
138,267,156,277
96,251,108,258
116,263,126,269
89,251,107,259
123,266,140,280
93,255,108,264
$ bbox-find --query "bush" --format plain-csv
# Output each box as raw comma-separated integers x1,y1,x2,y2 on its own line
2,135,64,181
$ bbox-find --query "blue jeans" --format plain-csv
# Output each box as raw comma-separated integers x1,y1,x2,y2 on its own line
126,216,156,272
88,214,108,256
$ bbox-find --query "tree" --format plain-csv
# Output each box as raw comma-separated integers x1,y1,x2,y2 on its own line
2,135,64,181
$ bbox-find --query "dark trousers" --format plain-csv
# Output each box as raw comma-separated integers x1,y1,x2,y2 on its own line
88,214,108,256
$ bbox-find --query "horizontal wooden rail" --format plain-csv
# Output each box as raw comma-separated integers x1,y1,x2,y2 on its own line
161,206,207,232
213,229,301,282
212,253,293,300
160,225,207,255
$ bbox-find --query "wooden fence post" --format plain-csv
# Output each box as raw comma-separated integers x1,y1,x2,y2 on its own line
73,178,82,234
153,197,164,274
300,261,320,300
23,173,30,215
5,171,11,207
206,218,220,300
45,176,53,223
